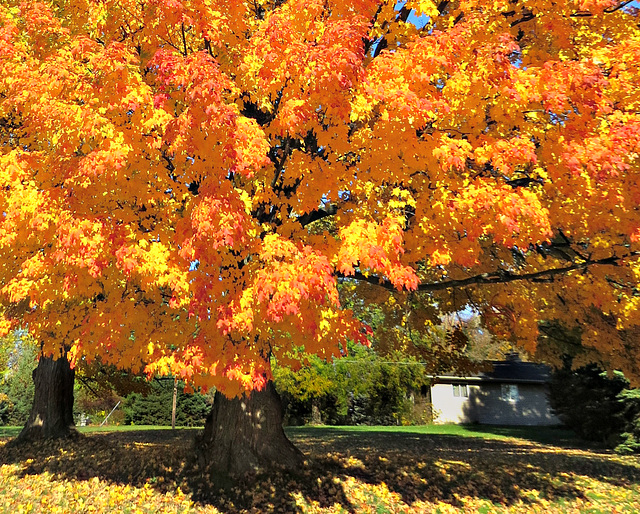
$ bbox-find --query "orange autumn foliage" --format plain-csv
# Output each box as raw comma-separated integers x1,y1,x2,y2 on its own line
1,0,640,393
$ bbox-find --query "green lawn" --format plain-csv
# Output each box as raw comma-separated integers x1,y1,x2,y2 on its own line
0,423,638,513
1,422,579,445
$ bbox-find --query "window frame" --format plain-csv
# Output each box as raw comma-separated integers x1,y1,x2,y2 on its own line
453,384,469,398
501,384,519,402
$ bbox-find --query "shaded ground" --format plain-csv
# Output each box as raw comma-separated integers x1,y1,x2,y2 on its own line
1,426,639,512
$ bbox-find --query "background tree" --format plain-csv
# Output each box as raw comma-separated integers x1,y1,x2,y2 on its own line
123,378,213,427
274,343,432,426
615,388,640,454
339,282,478,375
1,0,640,472
549,363,628,444
73,361,153,425
273,353,336,425
0,332,37,425
549,362,640,454
273,307,518,426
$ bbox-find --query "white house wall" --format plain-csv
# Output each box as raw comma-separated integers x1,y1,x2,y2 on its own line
431,383,560,426
431,383,480,424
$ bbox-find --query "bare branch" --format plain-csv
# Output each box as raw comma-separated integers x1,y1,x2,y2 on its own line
341,252,640,293
181,23,188,56
569,0,633,17
297,204,338,227
511,12,535,27
604,0,634,13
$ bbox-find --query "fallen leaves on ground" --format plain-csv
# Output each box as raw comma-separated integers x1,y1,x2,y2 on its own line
0,428,639,513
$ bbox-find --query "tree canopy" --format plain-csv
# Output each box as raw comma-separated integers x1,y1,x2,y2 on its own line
1,0,639,393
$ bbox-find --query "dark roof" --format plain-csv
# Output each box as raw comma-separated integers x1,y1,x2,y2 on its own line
435,357,553,384
479,359,552,384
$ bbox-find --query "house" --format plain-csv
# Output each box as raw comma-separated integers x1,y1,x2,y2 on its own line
430,355,559,426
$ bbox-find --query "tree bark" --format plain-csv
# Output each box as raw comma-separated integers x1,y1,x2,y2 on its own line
311,398,322,425
16,352,76,442
199,381,304,475
171,376,178,430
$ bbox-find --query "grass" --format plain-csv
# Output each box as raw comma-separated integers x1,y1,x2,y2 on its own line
0,424,201,438
287,423,580,445
1,424,639,513
0,423,578,444
0,427,20,438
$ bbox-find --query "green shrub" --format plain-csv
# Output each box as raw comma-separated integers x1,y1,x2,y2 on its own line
274,343,430,426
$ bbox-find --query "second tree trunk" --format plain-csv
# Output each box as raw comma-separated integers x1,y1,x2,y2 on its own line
17,352,76,442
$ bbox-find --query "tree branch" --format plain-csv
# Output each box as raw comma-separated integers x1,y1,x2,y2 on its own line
297,204,338,227
504,1,631,26
604,0,633,13
341,252,640,292
573,0,634,16
181,23,188,56
510,12,535,27
77,376,101,398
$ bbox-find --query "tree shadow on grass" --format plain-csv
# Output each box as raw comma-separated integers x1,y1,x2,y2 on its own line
458,424,596,450
1,428,639,513
289,428,640,503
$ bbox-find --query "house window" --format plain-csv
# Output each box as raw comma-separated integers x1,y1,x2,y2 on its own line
501,384,519,402
453,384,468,398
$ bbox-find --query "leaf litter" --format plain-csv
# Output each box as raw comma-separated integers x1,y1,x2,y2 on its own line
0,428,639,513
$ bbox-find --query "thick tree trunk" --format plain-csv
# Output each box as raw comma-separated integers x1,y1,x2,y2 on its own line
16,352,76,442
199,381,304,475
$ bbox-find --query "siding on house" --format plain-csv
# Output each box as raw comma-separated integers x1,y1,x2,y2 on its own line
431,383,480,424
471,383,558,425
430,358,560,426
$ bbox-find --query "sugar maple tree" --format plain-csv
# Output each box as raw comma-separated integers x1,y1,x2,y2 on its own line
1,0,639,470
